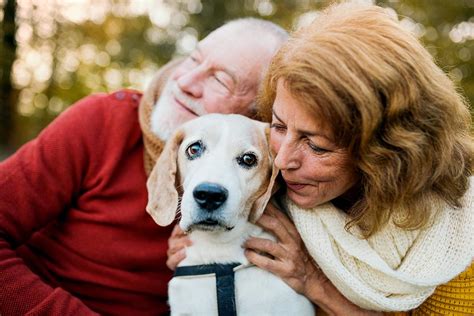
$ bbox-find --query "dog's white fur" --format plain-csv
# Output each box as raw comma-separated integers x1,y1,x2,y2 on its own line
146,114,315,315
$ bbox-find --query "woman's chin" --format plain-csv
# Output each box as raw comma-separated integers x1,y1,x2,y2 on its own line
286,190,320,209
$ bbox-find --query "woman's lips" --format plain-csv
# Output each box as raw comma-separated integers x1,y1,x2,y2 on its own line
285,181,308,192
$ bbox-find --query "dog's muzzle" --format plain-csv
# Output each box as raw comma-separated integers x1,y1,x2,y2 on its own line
193,182,228,211
186,182,234,232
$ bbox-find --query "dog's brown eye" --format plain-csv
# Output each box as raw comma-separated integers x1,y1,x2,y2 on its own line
238,153,258,168
186,141,204,160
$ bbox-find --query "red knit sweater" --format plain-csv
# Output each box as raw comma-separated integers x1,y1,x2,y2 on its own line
0,90,173,315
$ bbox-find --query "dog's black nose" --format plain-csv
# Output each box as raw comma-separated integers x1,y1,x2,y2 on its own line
193,183,228,211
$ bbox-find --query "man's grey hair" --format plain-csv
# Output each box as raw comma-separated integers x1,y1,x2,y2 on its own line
225,17,289,44
224,18,289,118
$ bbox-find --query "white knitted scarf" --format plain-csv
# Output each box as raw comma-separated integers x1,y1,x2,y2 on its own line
287,178,474,311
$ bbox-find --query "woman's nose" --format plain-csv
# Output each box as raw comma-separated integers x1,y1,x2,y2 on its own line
274,138,300,170
176,66,205,98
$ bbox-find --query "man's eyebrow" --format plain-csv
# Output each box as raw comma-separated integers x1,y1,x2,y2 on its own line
217,64,237,84
271,109,333,141
223,68,237,84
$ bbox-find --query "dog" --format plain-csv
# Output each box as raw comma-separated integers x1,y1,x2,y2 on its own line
146,114,315,315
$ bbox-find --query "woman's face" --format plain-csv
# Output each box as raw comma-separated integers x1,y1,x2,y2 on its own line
270,80,359,209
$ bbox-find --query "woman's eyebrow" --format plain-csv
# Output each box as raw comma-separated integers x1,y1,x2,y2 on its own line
272,109,333,141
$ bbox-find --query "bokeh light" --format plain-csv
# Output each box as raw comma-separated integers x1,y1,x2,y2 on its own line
1,0,473,159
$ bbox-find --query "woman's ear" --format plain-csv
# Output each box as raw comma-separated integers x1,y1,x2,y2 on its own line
146,129,184,226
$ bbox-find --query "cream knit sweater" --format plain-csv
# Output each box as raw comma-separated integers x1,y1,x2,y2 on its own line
288,178,474,312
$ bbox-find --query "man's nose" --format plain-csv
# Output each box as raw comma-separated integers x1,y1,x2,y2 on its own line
274,138,300,171
176,66,205,98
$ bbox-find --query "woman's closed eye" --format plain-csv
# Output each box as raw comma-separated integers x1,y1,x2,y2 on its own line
306,140,330,154
270,123,287,133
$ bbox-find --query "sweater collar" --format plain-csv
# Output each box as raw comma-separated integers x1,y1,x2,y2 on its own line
138,58,183,176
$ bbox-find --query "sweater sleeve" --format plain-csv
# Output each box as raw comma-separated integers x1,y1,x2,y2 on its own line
411,261,474,315
385,261,474,316
0,95,109,315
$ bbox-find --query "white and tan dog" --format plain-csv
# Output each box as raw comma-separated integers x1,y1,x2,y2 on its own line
146,114,314,316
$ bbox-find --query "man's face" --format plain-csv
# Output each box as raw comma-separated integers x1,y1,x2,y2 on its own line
151,25,278,140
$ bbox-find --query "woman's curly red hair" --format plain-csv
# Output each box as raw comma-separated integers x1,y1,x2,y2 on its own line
259,2,473,236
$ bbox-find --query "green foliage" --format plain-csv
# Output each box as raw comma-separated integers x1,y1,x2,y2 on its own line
1,0,473,151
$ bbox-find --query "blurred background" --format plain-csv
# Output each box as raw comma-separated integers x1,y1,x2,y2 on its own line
1,0,473,160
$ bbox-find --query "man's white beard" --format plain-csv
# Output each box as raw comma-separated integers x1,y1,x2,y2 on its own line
150,80,205,140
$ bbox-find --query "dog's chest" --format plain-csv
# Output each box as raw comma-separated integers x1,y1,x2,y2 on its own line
168,265,315,316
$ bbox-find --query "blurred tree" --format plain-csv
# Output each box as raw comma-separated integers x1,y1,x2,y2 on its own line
0,0,17,148
382,0,474,110
0,0,473,157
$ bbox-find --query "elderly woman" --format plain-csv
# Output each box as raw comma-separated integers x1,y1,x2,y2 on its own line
168,2,473,314
244,2,474,315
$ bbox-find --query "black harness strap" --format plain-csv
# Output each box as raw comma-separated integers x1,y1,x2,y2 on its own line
174,263,241,316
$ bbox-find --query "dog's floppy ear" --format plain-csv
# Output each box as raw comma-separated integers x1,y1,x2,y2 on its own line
249,126,279,223
146,129,184,226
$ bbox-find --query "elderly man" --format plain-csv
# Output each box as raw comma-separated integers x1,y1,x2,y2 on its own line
0,18,287,316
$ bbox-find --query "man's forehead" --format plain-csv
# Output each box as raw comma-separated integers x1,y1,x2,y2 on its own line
196,20,283,64
198,24,260,54
197,29,266,81
203,23,244,40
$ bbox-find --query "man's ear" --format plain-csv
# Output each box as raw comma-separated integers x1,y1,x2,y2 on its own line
146,129,184,226
249,126,280,223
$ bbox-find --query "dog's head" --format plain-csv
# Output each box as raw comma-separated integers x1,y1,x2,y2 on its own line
146,114,278,233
